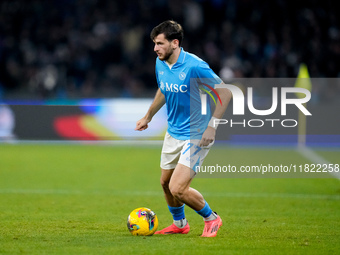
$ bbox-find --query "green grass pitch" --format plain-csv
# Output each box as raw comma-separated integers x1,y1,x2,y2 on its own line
0,144,339,254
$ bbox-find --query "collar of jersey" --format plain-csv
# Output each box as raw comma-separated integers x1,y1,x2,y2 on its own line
162,47,186,68
176,47,186,64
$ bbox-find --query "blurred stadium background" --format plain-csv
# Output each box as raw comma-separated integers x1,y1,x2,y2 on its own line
0,0,339,99
0,0,339,143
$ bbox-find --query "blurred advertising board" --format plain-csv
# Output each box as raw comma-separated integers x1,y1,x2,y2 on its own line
0,99,167,141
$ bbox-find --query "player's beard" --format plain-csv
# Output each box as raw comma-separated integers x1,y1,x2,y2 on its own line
159,46,174,61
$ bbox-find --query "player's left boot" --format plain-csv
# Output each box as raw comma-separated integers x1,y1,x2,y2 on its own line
201,214,222,237
154,222,190,235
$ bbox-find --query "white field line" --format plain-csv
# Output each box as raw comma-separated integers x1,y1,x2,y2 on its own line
297,145,340,180
0,188,339,200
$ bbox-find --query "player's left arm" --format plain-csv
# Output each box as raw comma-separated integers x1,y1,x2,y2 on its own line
199,85,231,147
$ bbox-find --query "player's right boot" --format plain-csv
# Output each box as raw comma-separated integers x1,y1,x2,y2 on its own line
201,214,222,237
154,222,190,235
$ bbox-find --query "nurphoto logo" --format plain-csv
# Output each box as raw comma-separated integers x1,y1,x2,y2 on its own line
200,83,312,128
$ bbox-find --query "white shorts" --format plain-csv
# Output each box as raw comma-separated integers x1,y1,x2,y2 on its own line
160,132,213,172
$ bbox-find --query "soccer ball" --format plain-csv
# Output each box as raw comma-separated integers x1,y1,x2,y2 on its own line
127,207,159,236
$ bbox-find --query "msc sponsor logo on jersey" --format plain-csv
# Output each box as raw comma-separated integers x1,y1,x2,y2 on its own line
160,81,188,93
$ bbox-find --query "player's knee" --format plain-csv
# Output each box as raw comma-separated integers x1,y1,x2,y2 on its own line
160,176,170,189
169,184,185,201
160,169,173,189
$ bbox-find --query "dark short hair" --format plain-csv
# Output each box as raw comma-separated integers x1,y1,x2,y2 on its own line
150,20,184,46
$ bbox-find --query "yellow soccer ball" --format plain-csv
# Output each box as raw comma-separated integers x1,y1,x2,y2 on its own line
127,207,159,236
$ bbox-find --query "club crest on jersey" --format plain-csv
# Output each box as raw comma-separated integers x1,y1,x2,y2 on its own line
179,72,186,80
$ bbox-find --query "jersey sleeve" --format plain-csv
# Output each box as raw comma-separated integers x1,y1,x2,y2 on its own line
155,69,159,86
155,61,159,86
194,61,222,89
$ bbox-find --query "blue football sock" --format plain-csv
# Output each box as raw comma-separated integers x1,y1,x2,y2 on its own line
168,204,185,221
195,201,212,218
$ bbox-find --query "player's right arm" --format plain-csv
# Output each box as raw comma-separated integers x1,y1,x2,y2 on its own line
135,88,165,131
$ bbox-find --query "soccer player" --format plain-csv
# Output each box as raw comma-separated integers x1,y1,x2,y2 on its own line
135,20,231,237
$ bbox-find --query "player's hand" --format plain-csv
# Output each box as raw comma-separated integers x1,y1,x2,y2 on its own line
199,126,216,147
135,117,150,131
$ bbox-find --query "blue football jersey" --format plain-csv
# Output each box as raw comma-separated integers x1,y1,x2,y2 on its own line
155,48,221,140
